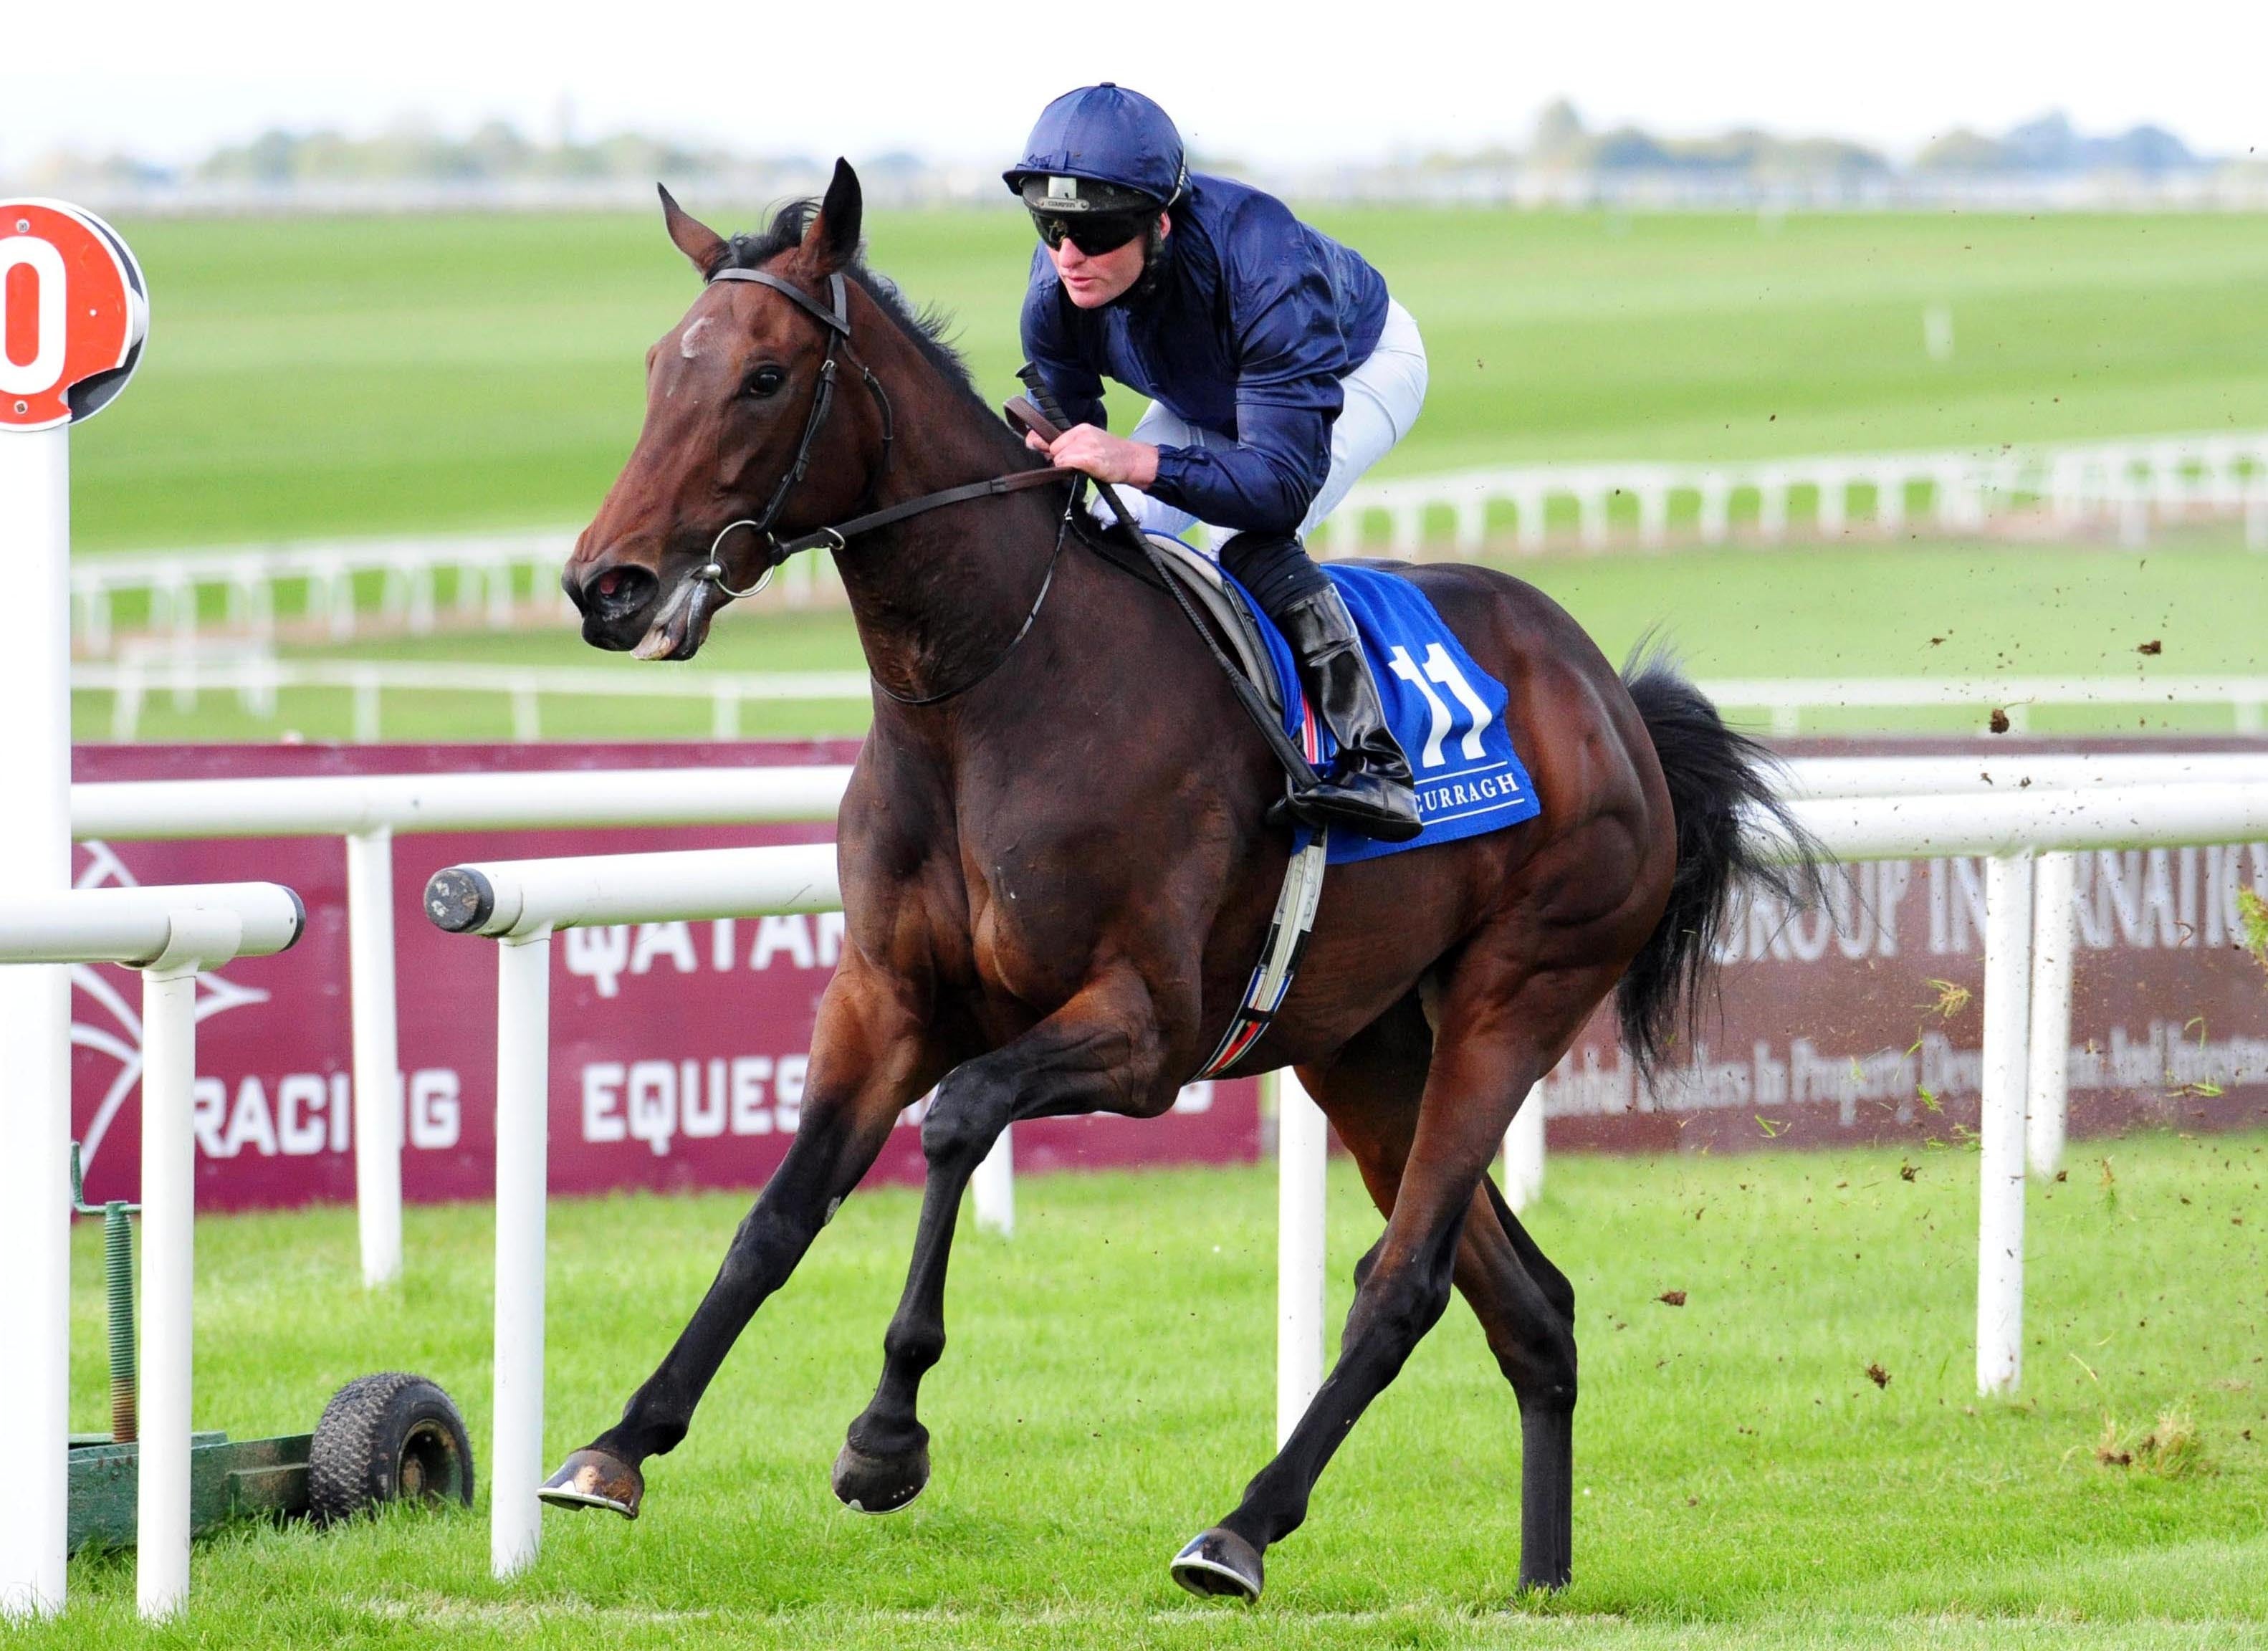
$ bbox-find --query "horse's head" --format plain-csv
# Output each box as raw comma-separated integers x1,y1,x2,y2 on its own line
565,161,885,659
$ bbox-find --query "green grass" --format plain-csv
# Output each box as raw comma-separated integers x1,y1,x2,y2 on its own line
25,1131,2268,1645
70,209,2268,550
74,534,2268,745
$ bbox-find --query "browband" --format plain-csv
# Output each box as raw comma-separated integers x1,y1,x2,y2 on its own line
707,267,851,335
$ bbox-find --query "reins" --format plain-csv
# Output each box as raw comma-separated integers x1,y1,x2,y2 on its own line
694,261,1081,703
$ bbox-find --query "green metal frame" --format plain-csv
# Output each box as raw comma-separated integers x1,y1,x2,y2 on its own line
67,1432,314,1553
66,1144,317,1553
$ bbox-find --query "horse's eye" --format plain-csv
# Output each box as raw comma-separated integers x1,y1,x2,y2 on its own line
745,366,786,398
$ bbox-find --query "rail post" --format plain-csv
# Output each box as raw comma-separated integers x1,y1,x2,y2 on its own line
1977,852,2034,1395
0,196,146,1620
490,931,552,1579
1276,1068,1327,1445
972,1127,1014,1238
0,419,73,1622
135,908,240,1621
1503,1081,1546,1212
2027,851,2077,1179
347,827,404,1286
135,963,196,1619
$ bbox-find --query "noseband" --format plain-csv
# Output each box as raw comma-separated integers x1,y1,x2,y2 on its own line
694,262,1080,704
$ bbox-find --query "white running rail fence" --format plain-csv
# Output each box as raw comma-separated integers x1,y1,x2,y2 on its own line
67,431,2268,656
71,751,2263,1293
70,528,846,657
409,765,2268,1577
1317,431,2268,557
77,658,875,742
0,883,303,1620
72,657,2268,741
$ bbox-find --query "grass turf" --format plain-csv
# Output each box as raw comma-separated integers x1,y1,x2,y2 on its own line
27,1129,2268,1645
75,534,2268,745
67,209,2268,551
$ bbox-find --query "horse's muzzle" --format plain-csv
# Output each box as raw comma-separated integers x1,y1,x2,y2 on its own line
568,560,662,651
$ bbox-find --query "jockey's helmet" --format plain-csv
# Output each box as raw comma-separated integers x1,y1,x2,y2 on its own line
1003,83,1188,216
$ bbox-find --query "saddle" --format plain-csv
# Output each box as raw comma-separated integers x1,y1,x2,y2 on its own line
1134,533,1284,722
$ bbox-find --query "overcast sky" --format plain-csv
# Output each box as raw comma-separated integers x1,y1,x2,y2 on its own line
11,0,2264,169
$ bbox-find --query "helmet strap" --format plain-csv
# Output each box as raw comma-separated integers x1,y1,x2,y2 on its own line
1111,214,1172,309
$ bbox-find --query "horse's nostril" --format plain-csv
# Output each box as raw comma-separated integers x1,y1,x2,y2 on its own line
578,561,659,631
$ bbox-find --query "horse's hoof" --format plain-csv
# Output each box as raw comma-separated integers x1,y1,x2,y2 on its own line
831,1440,929,1514
1170,1526,1264,1602
537,1447,643,1518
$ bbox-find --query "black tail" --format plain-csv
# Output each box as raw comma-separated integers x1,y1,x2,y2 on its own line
1617,645,1823,1080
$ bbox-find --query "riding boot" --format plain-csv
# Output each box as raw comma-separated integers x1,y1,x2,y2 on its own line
1268,585,1424,842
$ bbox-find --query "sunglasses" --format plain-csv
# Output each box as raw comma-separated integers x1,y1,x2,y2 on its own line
1029,207,1151,257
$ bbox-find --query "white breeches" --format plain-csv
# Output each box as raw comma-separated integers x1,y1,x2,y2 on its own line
1115,298,1429,548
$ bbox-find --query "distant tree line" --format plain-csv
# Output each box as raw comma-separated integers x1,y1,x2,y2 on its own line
1488,101,2208,179
4,104,2234,201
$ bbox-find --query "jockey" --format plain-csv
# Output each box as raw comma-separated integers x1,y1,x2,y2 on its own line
1006,82,1428,843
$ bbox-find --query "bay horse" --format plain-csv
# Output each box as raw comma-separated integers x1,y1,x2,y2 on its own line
553,158,1809,1600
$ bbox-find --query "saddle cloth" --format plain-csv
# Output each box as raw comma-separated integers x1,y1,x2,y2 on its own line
1225,562,1544,863
1137,537,1542,1077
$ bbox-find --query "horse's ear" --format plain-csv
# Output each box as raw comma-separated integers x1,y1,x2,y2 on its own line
802,158,863,272
658,183,728,277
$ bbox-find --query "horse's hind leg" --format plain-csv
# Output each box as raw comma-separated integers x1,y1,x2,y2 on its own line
1461,1170,1578,1590
1311,997,1580,1592
1172,955,1617,1604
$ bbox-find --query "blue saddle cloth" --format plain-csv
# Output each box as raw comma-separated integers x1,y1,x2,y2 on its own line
1225,564,1543,865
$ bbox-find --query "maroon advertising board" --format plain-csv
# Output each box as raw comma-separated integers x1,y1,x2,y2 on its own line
1541,841,2268,1154
67,742,1258,1211
66,739,2268,1211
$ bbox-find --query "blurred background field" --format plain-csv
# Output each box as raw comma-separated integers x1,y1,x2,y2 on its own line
62,206,2268,745
72,206,2268,547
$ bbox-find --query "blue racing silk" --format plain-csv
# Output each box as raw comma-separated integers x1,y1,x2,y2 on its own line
1020,172,1390,535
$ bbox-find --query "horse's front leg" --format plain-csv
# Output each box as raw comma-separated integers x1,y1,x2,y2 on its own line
540,959,940,1518
831,966,1171,1513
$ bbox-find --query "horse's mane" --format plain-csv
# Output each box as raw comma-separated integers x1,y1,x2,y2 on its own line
720,200,987,413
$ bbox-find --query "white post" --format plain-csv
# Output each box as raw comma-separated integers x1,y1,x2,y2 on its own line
491,933,551,1579
1502,1081,1546,1212
135,965,198,1620
0,423,73,1619
2027,852,2077,1179
1276,1068,1327,1447
346,828,404,1287
971,1126,1014,1238
1978,853,2033,1396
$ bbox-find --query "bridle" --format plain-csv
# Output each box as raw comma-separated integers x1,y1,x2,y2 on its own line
692,262,1076,704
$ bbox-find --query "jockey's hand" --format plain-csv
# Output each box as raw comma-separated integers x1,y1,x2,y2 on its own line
1026,424,1159,489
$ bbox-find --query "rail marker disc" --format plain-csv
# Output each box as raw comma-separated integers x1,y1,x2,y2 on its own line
0,198,148,432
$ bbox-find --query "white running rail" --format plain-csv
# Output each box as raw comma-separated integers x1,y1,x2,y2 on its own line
71,659,2268,742
71,752,2264,1296
66,431,2268,656
69,529,845,656
0,883,303,1621
1447,782,2268,1436
409,766,2268,1576
1319,431,2268,557
72,767,854,1288
77,658,875,743
420,845,842,1581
